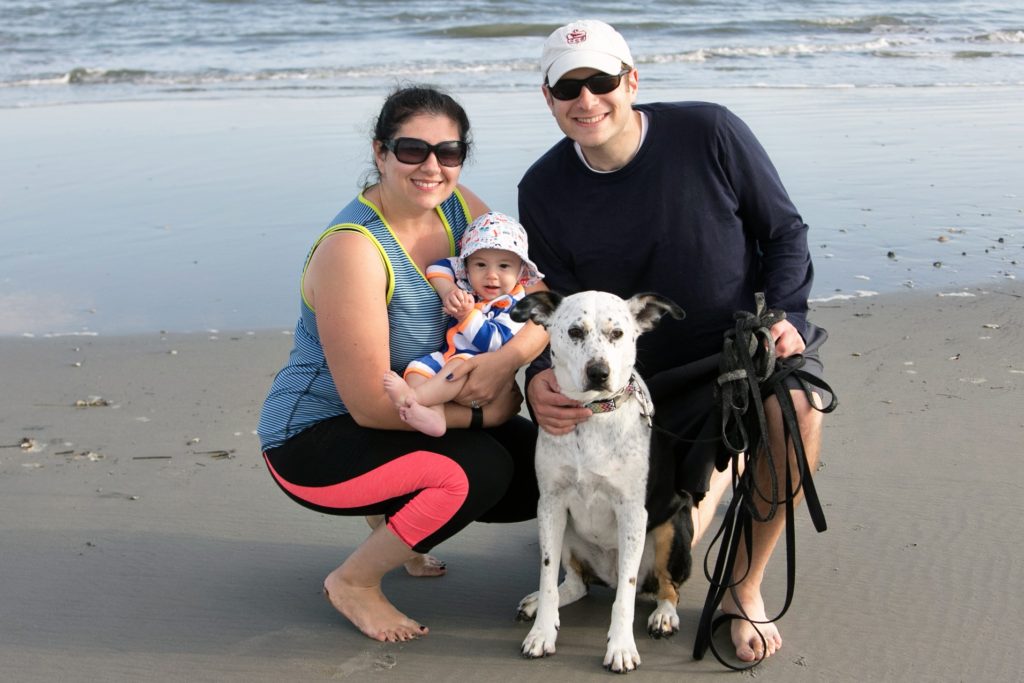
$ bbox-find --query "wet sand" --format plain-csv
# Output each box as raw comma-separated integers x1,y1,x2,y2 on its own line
2,283,1021,681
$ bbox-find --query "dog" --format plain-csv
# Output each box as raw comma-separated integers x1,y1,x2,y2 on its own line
511,290,693,674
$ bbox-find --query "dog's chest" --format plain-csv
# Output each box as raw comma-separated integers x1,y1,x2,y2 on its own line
537,402,651,505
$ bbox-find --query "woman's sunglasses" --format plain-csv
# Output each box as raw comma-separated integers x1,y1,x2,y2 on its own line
547,68,630,101
382,137,467,167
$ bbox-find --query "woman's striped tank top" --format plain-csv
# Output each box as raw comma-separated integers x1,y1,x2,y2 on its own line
257,190,470,450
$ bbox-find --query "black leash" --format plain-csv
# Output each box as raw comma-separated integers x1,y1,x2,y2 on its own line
692,293,837,670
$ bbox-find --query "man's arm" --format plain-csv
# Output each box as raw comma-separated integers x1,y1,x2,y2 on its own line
720,109,813,336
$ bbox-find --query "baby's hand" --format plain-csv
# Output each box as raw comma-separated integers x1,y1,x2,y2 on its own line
444,289,475,319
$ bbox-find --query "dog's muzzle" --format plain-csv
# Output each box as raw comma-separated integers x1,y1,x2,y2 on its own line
584,359,610,391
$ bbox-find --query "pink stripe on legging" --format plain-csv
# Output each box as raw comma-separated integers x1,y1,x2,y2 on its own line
263,450,469,549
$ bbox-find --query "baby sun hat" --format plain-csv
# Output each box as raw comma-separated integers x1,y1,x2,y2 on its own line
454,211,544,289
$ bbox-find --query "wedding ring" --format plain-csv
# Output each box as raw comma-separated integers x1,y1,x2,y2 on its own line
471,400,479,409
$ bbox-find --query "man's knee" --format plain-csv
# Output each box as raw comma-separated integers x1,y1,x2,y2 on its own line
763,390,823,443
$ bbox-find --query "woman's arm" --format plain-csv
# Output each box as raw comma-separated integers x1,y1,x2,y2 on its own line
443,383,523,429
304,231,411,430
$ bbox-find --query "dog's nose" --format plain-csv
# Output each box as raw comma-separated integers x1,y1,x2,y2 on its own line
585,360,610,388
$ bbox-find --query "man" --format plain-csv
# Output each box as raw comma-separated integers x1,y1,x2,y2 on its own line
519,19,830,664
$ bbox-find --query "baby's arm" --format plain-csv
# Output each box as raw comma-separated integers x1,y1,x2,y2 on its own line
426,259,476,318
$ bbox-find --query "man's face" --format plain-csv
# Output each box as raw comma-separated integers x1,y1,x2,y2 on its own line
543,67,639,153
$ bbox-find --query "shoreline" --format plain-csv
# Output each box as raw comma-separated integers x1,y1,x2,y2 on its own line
2,284,1022,680
5,81,1024,109
2,278,1016,340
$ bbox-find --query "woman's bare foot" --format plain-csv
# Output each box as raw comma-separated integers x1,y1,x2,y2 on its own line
720,586,782,662
404,553,446,577
382,371,446,436
323,569,428,642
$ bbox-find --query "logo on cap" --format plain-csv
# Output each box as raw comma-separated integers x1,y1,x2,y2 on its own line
566,28,587,45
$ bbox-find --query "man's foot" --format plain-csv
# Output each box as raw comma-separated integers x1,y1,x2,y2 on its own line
383,372,446,436
404,553,446,577
323,569,428,642
720,587,782,662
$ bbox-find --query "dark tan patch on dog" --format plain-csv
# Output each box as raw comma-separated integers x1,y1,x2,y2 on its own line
652,520,680,605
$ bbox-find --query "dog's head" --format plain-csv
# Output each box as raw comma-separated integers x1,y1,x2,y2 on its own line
512,291,684,402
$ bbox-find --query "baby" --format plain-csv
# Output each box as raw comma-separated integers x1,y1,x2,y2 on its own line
384,211,543,436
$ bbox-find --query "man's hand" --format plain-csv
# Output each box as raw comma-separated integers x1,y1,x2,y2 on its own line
526,368,592,435
770,319,805,358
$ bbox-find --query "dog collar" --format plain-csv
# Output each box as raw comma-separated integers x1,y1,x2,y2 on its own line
584,374,653,426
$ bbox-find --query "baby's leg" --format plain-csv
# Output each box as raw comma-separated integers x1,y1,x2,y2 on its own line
411,359,467,407
383,371,418,409
382,371,447,437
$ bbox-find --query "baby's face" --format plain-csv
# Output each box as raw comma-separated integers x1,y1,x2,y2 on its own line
465,248,523,301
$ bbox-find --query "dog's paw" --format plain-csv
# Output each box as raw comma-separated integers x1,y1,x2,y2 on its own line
521,623,558,659
646,602,680,639
603,640,641,673
515,591,539,622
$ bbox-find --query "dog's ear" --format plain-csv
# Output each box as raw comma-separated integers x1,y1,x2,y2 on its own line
628,293,685,333
510,291,563,327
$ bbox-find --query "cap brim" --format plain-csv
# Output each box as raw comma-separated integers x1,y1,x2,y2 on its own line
545,52,623,85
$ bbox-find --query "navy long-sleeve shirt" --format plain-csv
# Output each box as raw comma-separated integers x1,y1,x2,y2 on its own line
518,101,813,379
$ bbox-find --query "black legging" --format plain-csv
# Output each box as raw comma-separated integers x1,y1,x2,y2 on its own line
263,414,538,552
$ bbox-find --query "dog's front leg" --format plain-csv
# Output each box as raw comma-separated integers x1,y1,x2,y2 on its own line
604,503,648,673
515,558,588,622
521,499,567,659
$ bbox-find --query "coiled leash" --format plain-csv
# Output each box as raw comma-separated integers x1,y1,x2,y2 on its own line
692,293,837,670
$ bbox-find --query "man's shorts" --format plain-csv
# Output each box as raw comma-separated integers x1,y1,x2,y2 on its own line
646,323,830,505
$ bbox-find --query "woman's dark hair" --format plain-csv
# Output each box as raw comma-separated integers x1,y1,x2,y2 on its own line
364,85,472,186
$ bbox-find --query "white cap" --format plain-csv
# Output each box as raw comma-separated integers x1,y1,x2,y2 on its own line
541,20,634,85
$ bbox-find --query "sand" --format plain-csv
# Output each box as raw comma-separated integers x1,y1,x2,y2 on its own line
3,283,1022,681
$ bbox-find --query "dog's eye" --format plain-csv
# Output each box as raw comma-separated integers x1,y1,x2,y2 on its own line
608,329,624,341
567,326,585,341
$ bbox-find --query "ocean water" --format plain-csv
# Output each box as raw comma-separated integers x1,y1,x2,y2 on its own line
3,0,1023,105
1,1,1022,335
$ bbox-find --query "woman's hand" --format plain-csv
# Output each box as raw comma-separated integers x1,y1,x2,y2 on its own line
446,351,517,407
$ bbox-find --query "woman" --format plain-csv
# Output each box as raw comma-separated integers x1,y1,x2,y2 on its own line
257,87,546,642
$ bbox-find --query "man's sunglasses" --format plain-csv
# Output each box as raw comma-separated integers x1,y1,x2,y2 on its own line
382,137,467,167
547,68,630,101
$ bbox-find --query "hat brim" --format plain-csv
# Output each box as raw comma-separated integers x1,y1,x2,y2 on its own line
546,52,624,85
